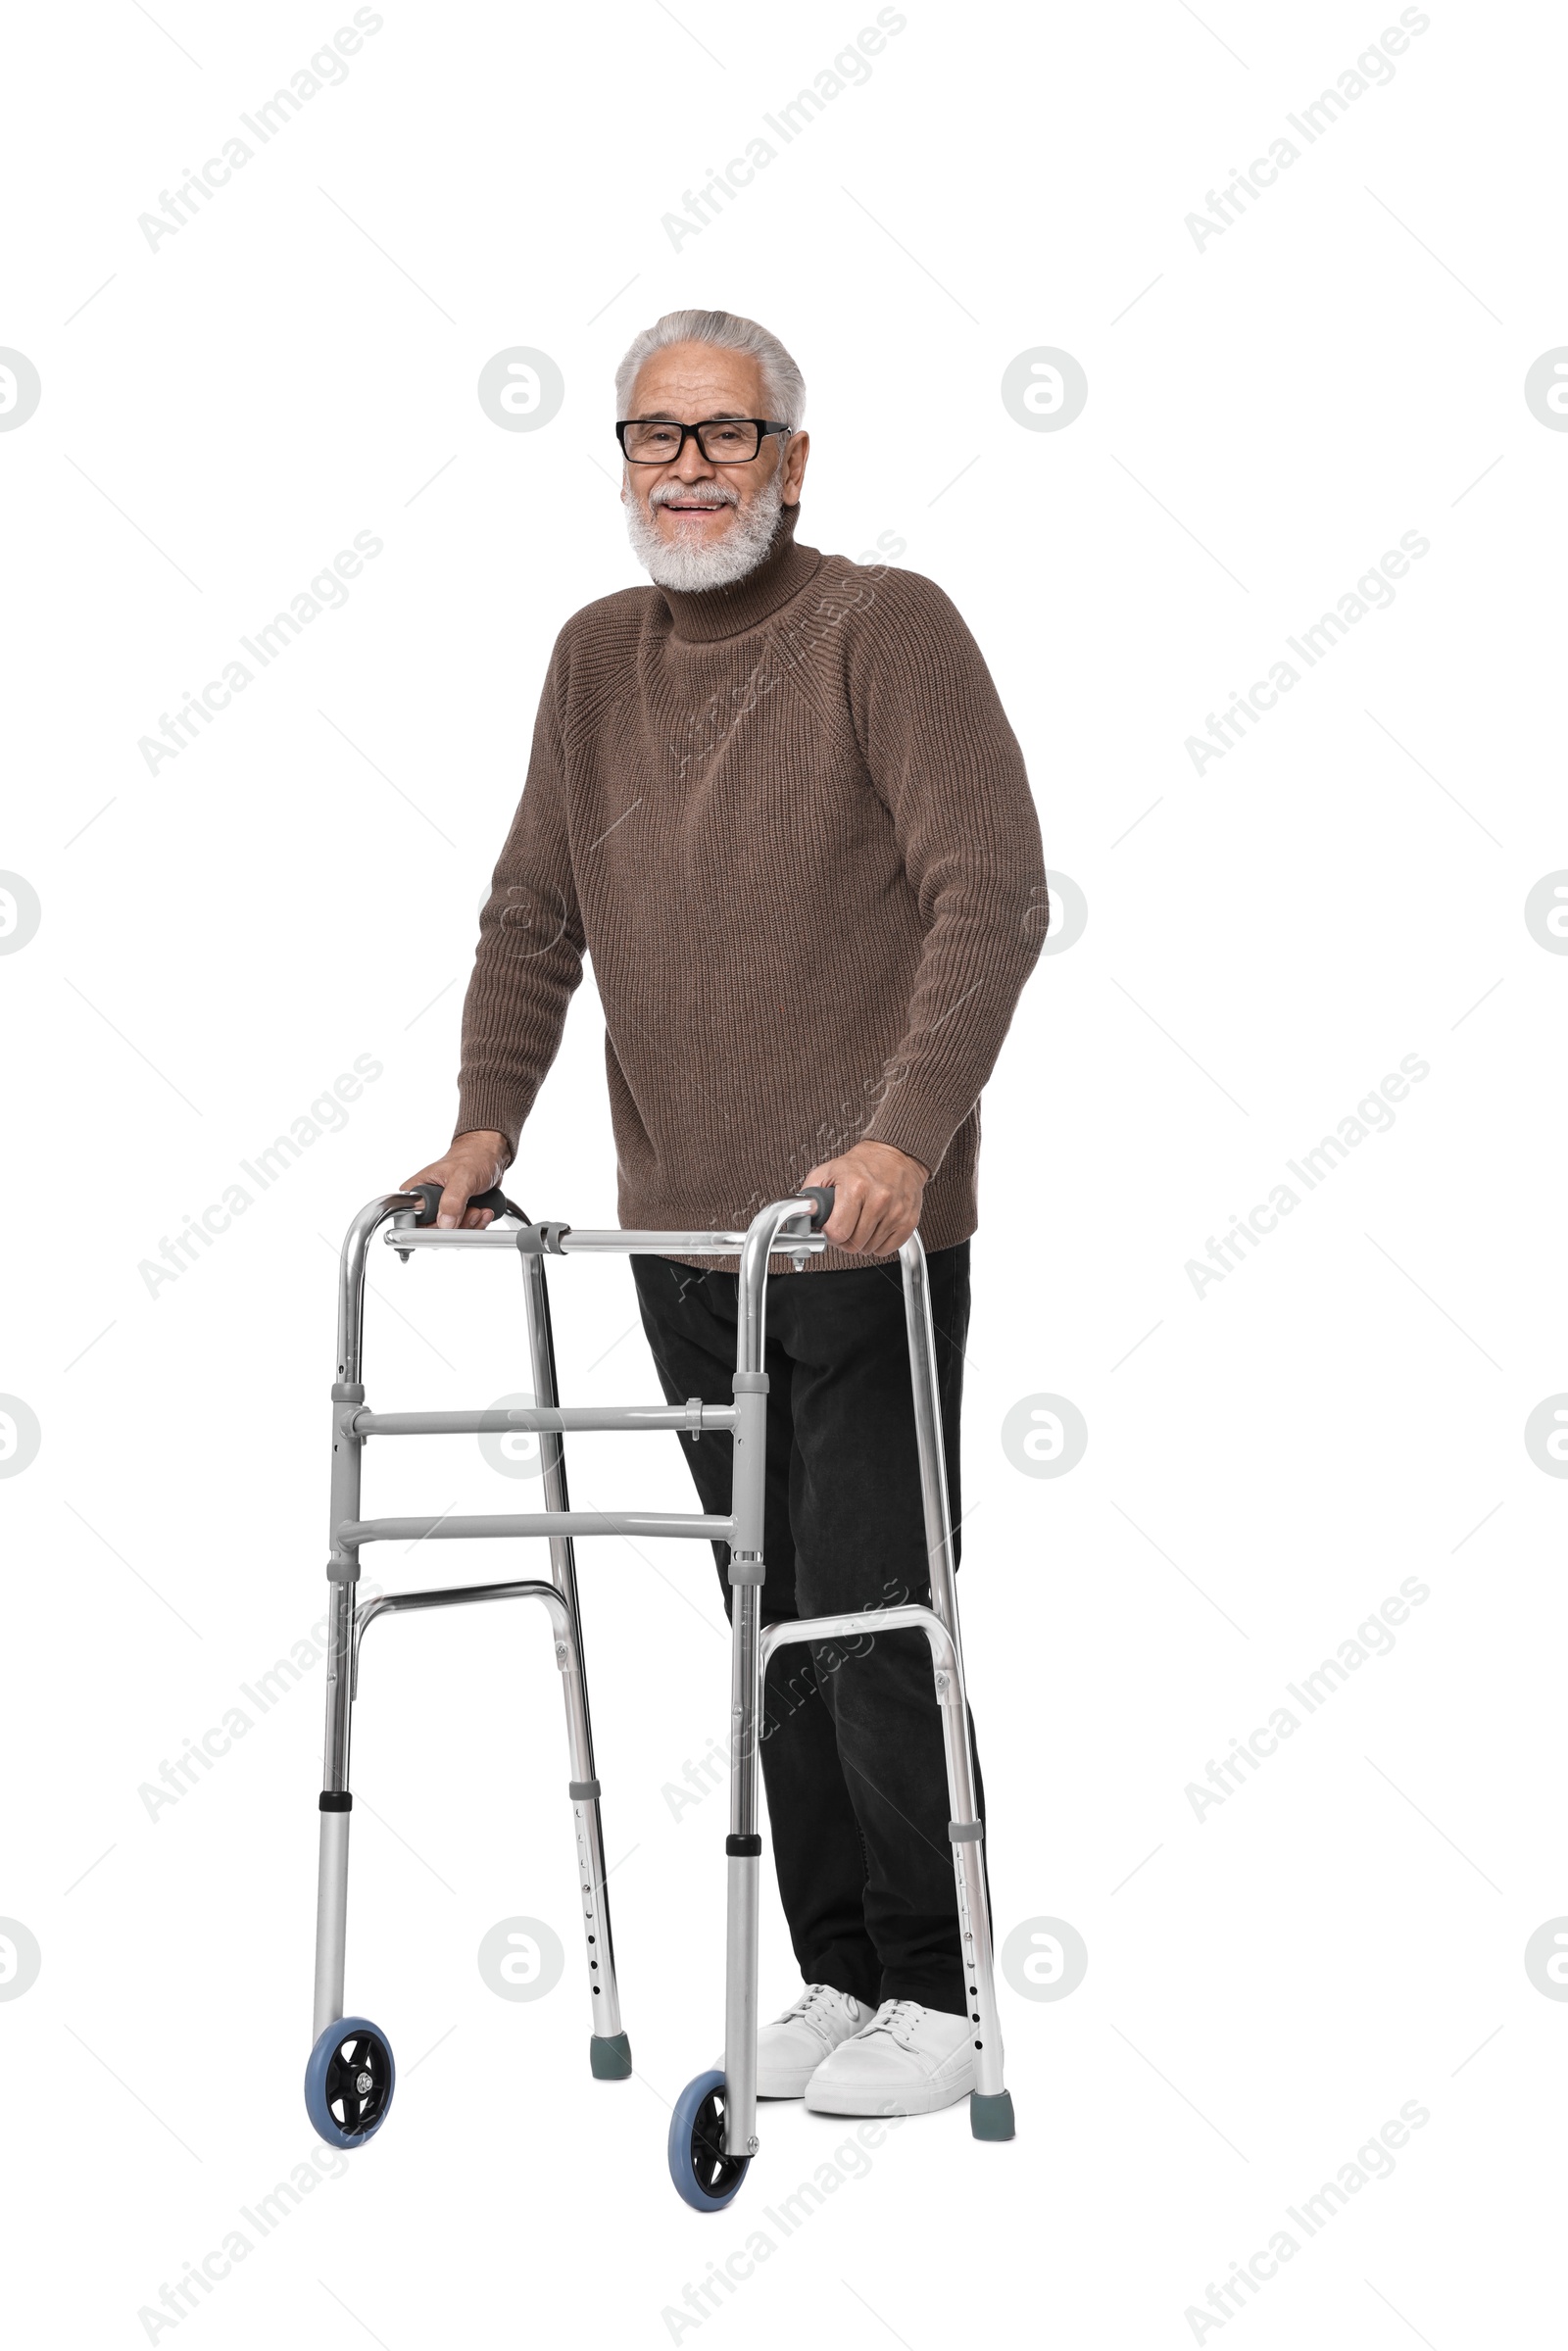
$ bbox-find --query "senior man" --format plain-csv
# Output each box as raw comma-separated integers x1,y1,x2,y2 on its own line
406,308,1045,2117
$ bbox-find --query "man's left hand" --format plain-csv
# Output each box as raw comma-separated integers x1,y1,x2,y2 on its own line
803,1140,930,1258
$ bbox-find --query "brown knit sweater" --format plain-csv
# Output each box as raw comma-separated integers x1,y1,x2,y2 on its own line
453,504,1047,1269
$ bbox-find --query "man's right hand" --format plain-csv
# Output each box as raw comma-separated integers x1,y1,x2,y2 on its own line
399,1131,512,1229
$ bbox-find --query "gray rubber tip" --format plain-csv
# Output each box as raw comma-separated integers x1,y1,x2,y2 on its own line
589,2031,633,2081
970,2089,1015,2141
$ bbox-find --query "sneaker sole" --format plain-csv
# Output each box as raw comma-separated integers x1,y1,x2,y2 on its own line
805,2069,974,2118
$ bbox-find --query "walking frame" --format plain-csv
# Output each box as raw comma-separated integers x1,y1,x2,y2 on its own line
305,1181,1014,2206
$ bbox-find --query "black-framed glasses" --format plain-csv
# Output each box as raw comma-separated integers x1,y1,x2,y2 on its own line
615,416,791,465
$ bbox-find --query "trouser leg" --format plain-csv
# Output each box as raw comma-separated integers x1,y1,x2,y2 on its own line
632,1257,882,2008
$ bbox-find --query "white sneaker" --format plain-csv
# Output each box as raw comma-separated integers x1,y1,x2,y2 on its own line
713,1984,871,2099
804,1999,976,2117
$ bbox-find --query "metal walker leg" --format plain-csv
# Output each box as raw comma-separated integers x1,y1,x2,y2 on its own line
310,1197,382,2052
518,1250,629,2076
715,1206,791,2166
897,1233,1011,2139
718,1216,1014,2156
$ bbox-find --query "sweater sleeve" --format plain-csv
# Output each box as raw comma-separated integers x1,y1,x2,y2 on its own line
452,631,586,1168
847,569,1047,1180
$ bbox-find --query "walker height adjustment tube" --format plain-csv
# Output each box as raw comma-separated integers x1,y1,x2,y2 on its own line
305,1182,1013,2195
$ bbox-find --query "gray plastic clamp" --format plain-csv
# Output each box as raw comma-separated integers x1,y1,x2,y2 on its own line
330,1382,366,1403
732,1371,770,1394
514,1221,572,1254
948,1820,985,1842
728,1549,765,1586
568,1778,602,1801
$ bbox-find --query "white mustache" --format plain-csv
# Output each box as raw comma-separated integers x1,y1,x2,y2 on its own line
649,483,737,510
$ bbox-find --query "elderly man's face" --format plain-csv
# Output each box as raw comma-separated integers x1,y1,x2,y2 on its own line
620,341,808,567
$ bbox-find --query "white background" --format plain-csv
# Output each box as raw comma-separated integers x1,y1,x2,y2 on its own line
2,1,1563,2342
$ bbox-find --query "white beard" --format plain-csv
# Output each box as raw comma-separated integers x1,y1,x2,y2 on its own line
624,469,787,592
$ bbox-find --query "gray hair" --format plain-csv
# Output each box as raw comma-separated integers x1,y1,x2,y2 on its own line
614,308,806,429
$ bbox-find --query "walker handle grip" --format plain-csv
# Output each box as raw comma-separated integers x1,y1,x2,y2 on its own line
799,1185,836,1233
405,1181,516,1226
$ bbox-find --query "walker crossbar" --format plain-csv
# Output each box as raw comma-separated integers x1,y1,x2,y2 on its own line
384,1224,830,1256
338,1510,732,1545
351,1403,737,1436
356,1577,566,1638
305,1183,1013,2185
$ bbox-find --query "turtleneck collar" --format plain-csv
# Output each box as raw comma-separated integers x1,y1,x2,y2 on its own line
654,500,822,644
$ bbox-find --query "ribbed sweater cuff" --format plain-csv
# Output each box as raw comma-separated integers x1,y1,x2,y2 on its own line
453,1089,524,1168
859,1091,972,1181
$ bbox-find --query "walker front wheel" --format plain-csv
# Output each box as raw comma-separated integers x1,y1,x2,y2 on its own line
667,2070,750,2210
304,2016,396,2148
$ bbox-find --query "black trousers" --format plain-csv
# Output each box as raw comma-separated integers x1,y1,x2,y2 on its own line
631,1243,981,2013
